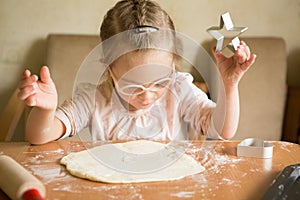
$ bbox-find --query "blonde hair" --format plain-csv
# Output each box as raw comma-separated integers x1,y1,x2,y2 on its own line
100,0,175,41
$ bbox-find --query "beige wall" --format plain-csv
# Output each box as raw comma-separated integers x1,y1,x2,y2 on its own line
1,0,300,136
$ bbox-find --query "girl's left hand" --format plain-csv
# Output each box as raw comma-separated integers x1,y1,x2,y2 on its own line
213,41,256,87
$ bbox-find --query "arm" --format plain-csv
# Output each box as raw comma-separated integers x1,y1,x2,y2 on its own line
18,66,65,144
25,108,65,145
212,41,256,139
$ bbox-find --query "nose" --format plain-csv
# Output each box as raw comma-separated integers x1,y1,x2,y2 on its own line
138,90,156,101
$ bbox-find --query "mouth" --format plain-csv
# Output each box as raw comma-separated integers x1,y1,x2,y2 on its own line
141,102,150,106
140,101,152,107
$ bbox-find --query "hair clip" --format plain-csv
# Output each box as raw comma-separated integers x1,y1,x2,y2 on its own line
134,25,159,34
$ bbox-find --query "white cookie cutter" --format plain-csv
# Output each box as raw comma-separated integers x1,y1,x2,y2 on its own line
237,138,273,158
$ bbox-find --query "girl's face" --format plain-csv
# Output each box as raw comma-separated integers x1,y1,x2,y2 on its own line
110,50,174,111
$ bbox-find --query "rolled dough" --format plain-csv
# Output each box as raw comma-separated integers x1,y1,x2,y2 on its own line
60,140,204,183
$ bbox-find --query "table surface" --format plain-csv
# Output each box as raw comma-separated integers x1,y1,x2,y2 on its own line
0,140,299,200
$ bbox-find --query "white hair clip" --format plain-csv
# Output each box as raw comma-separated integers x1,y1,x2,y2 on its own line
134,25,159,34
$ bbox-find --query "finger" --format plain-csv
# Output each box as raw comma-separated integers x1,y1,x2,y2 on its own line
18,74,38,89
240,40,247,46
240,54,256,71
21,69,31,80
238,41,251,60
236,47,249,65
40,66,52,84
212,46,227,63
17,85,37,101
25,94,37,107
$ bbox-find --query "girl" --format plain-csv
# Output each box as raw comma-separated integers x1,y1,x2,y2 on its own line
18,0,256,144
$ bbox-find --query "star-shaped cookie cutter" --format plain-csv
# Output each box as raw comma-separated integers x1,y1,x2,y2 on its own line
207,12,248,56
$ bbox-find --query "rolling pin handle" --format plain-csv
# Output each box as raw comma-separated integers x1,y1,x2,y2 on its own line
22,189,45,200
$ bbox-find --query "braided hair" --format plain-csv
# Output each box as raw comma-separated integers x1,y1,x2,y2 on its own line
100,0,175,41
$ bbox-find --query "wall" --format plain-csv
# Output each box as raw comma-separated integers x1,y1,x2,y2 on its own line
1,0,300,140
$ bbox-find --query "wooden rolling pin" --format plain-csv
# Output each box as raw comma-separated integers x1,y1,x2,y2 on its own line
0,155,46,200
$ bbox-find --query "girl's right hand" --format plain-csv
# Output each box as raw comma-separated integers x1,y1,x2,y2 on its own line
18,66,58,110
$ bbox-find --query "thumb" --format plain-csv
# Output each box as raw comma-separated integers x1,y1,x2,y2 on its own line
39,66,52,84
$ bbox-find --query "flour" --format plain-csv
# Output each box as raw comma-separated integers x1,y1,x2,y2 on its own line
20,146,69,188
250,168,261,173
52,182,145,200
278,142,293,152
23,148,65,154
183,141,245,193
170,191,195,198
221,177,235,185
184,142,244,173
241,172,248,177
30,165,62,178
53,184,73,192
25,154,45,164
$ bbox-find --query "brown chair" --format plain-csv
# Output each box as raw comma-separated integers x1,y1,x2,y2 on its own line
46,34,100,140
46,34,100,106
0,88,25,141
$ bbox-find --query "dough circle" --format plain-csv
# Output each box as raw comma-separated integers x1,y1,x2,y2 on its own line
60,140,204,183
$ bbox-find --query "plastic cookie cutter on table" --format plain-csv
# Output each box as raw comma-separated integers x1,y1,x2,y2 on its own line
237,138,274,159
207,12,248,57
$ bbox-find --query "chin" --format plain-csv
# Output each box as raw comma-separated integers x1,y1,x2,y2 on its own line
133,103,153,110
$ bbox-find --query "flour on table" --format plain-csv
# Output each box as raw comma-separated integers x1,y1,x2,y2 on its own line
60,140,204,183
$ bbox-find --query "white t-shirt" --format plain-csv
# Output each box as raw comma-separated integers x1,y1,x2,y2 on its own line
55,72,217,141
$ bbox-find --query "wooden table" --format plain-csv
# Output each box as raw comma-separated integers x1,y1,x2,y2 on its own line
0,140,299,200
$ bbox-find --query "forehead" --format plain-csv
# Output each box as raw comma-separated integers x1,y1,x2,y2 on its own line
111,50,174,76
120,64,173,85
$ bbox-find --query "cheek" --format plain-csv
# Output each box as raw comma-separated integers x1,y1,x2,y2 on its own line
118,92,130,103
155,89,166,98
128,95,138,104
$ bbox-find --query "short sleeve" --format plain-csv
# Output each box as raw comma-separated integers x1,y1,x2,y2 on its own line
55,109,72,139
175,72,216,136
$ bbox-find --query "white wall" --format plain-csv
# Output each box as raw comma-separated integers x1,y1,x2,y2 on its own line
1,0,300,139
